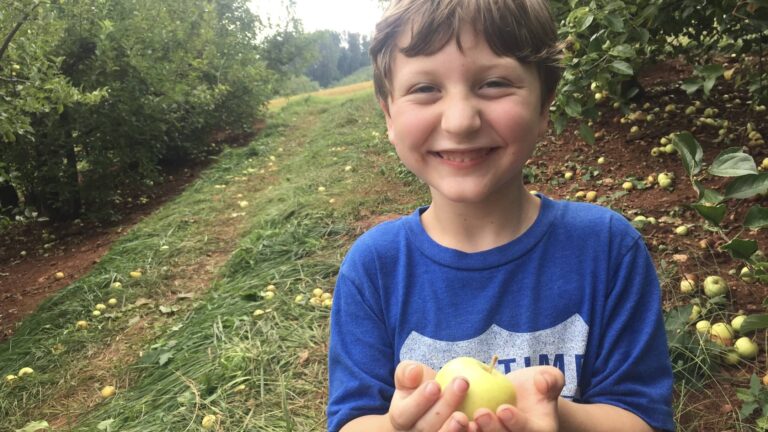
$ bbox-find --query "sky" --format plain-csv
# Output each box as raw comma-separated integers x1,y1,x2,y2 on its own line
249,0,385,36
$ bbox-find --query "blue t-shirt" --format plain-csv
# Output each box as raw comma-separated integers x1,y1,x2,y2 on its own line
327,195,674,431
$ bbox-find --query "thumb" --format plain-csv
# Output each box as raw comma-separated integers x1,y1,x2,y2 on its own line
533,366,565,400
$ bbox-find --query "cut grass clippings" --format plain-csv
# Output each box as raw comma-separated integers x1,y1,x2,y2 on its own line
0,87,425,431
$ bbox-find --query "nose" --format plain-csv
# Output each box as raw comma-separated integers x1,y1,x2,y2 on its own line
440,94,481,137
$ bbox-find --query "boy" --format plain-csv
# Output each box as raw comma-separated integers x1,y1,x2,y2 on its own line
327,0,674,431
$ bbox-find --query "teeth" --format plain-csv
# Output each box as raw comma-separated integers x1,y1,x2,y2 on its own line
438,149,491,162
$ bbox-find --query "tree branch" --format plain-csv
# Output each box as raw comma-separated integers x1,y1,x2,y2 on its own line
0,1,42,64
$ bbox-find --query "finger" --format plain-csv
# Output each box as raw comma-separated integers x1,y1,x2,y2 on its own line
394,361,424,390
415,377,470,431
437,412,470,432
496,405,527,430
534,367,565,399
472,408,513,432
389,380,442,429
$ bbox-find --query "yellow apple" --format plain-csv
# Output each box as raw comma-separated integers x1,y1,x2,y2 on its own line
734,337,758,359
435,356,516,417
101,385,116,398
710,323,734,346
76,320,88,330
731,315,747,333
18,367,34,377
202,414,217,429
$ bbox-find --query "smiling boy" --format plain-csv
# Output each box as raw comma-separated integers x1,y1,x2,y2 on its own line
327,1,674,431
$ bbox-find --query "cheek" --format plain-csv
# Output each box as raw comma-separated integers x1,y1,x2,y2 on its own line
489,106,541,143
389,108,436,147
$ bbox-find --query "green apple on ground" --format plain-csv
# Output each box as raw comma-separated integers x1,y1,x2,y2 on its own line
722,350,740,366
76,320,88,330
710,323,735,346
703,275,728,297
18,367,34,377
674,225,689,236
688,305,702,321
435,356,516,417
734,337,758,359
679,277,696,294
731,315,747,332
107,298,118,307
740,267,755,283
695,320,711,335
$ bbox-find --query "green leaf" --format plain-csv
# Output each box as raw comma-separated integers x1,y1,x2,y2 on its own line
15,421,50,432
158,351,174,366
604,14,624,32
744,205,768,229
564,98,582,117
725,173,768,199
671,132,703,176
681,78,701,95
721,238,759,260
692,203,727,226
699,64,726,79
609,60,633,76
710,149,758,177
741,314,768,334
97,420,115,431
693,180,724,205
609,44,635,58
579,123,595,145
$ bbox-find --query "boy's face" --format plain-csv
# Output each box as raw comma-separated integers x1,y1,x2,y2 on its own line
381,25,550,205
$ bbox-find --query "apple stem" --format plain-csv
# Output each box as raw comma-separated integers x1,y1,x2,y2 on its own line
488,355,499,372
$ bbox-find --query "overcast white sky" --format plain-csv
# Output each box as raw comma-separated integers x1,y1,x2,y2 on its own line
249,0,385,35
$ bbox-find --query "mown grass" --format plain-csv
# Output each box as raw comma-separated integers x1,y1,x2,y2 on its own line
0,88,427,431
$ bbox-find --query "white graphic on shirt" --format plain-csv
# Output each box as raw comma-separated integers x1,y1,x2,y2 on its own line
399,314,588,399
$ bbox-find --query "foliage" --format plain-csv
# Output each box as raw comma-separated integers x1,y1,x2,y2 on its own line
303,30,372,87
737,374,768,426
672,131,768,278
549,0,767,137
0,0,296,222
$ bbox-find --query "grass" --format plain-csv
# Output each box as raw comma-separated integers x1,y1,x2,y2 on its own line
0,87,426,431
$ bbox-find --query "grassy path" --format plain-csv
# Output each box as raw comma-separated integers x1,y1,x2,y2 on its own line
0,88,421,431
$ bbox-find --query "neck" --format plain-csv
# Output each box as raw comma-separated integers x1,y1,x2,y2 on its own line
421,185,540,253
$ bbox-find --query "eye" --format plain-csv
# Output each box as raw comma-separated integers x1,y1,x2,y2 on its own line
409,84,438,94
482,79,512,89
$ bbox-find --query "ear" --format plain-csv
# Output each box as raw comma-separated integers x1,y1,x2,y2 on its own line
379,98,396,144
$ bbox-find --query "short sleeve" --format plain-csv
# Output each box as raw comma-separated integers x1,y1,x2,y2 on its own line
327,242,395,432
581,238,675,431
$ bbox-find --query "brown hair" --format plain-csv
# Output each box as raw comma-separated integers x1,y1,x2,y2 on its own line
370,0,563,110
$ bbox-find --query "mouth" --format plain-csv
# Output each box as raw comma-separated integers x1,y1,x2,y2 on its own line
432,148,496,163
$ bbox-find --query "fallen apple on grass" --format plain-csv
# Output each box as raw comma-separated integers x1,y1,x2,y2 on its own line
76,320,88,330
710,323,735,346
695,320,711,335
202,414,217,430
703,275,728,297
101,385,116,398
435,355,516,417
731,315,747,333
734,337,758,359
